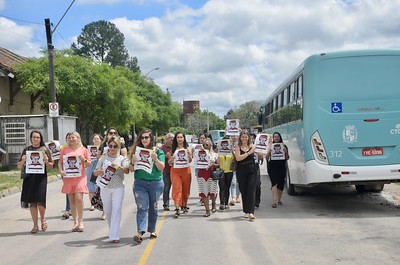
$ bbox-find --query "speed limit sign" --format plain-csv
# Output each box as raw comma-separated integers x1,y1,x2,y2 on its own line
49,102,59,117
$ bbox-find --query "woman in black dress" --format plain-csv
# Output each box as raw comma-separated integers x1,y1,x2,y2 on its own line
17,130,53,234
266,132,289,208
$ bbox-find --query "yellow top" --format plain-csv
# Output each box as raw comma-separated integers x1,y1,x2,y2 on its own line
219,154,233,173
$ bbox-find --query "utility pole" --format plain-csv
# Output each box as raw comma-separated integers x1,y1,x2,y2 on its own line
45,18,59,141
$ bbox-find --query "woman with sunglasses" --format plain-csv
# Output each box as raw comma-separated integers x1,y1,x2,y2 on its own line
168,132,192,218
129,129,165,243
94,136,129,243
98,128,128,157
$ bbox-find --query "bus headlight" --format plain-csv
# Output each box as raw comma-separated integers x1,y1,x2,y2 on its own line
311,131,329,165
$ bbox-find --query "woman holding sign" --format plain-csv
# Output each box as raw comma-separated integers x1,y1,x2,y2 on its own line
59,132,91,232
266,132,289,208
168,132,192,218
17,130,53,234
94,136,129,243
129,129,165,243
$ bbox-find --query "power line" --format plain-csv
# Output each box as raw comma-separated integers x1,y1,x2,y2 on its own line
0,14,43,25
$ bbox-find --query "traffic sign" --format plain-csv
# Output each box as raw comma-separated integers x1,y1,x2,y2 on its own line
49,102,59,117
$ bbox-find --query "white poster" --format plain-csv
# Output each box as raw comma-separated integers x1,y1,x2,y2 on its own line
254,134,269,154
134,147,154,174
217,139,232,154
87,145,98,160
63,155,82,177
173,149,189,168
226,119,240,136
270,143,286,160
26,151,45,174
194,148,209,169
45,141,60,161
96,160,115,188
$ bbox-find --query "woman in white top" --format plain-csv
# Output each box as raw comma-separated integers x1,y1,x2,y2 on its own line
94,136,129,243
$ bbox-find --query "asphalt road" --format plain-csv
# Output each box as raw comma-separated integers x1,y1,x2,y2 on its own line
1,164,400,265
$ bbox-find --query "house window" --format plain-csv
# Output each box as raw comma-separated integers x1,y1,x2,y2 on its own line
5,123,26,144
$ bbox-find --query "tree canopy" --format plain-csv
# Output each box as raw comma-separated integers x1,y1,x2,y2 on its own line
71,20,129,67
224,100,263,129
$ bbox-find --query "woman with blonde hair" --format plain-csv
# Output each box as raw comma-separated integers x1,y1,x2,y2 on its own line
59,131,91,232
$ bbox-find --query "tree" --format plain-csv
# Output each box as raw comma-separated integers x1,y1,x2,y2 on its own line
71,20,129,67
224,100,263,129
185,110,225,136
126,56,140,73
15,50,152,134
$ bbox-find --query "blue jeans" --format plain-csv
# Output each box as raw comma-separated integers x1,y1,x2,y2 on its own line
133,179,164,233
162,172,171,207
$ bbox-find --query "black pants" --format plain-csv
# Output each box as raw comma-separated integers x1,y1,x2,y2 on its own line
255,165,261,207
236,164,257,214
218,172,233,205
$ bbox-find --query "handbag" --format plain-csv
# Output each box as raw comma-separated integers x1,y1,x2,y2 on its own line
91,187,103,211
229,158,237,171
211,169,224,180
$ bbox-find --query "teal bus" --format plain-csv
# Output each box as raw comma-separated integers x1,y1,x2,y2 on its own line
209,130,225,143
260,50,400,195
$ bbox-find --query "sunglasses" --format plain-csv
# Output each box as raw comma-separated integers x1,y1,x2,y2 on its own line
141,136,150,140
108,131,117,135
108,144,118,149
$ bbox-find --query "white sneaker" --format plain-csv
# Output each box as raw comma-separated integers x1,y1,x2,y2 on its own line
101,213,106,220
249,213,255,220
243,213,250,218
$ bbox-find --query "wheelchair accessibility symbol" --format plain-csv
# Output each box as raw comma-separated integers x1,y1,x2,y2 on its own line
331,102,342,113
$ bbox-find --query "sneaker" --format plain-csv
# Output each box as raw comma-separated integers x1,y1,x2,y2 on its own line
219,205,225,211
229,200,236,206
89,205,95,211
224,205,230,210
249,213,255,220
243,213,250,218
101,213,106,220
163,206,170,211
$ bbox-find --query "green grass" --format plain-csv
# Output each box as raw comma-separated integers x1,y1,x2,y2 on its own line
0,168,60,191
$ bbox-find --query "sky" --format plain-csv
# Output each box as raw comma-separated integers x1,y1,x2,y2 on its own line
1,0,400,118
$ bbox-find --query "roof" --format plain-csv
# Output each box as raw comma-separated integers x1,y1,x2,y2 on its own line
0,47,27,73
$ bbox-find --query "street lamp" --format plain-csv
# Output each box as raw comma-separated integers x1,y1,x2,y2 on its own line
205,107,209,133
136,67,160,86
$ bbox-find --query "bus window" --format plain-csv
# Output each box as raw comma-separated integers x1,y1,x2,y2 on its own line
290,83,295,102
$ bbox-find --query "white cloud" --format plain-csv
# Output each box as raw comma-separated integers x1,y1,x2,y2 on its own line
4,0,400,118
0,18,42,57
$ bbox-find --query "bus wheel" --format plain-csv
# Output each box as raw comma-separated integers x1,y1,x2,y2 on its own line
355,185,366,193
367,184,384,192
285,169,298,196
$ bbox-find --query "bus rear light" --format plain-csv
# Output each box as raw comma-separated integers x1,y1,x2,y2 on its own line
311,131,329,165
363,119,379,122
341,171,357,175
391,169,400,173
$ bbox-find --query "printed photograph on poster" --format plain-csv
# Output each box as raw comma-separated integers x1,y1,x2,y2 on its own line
254,134,269,154
26,151,45,174
194,148,209,169
270,143,286,160
63,155,82,177
45,141,60,160
192,144,203,151
134,147,153,174
226,119,240,136
217,139,232,154
96,160,115,188
87,145,98,160
173,149,189,168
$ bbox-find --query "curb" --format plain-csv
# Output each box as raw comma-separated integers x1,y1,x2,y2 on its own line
0,174,61,199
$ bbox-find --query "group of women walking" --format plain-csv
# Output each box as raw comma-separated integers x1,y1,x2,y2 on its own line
18,127,289,241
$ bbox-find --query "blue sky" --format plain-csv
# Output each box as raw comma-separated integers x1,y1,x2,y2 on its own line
2,0,400,117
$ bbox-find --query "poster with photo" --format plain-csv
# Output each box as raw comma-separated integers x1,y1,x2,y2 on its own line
270,143,286,160
173,149,189,168
194,148,209,169
45,140,60,160
254,134,269,154
217,139,232,154
87,145,98,160
134,147,154,174
26,151,45,174
226,119,240,136
63,155,82,177
96,160,115,188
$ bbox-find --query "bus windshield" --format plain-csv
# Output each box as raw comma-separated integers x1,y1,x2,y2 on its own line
319,56,400,100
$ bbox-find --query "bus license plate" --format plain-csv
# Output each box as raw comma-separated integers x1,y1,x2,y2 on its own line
362,147,383,156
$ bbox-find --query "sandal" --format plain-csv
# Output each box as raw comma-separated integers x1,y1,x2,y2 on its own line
174,209,180,218
41,220,48,231
150,232,157,239
181,206,189,214
133,233,143,243
203,211,210,217
272,203,277,208
62,211,70,220
31,227,39,234
211,208,217,213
